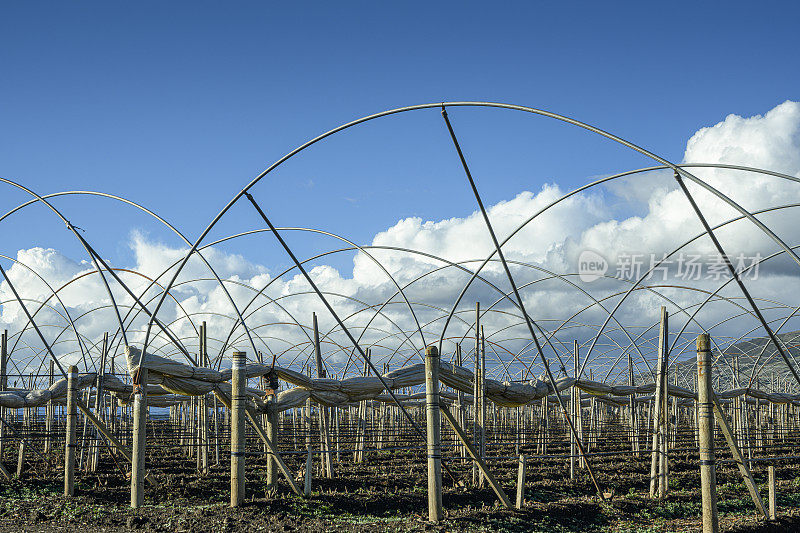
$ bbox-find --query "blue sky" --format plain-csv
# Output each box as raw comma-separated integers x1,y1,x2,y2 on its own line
2,1,798,269
2,1,800,378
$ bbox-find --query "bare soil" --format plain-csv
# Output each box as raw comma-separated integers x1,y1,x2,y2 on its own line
2,439,800,533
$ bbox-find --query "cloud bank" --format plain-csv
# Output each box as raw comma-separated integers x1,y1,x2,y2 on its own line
2,101,799,381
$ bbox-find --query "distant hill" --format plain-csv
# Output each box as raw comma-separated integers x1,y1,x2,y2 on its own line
653,330,800,392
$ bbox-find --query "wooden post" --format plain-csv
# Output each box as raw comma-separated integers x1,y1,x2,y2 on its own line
0,330,6,462
190,396,197,460
91,332,108,472
64,365,77,497
78,388,90,470
540,396,548,455
671,371,678,450
478,326,486,487
15,439,25,477
697,334,719,533
694,372,700,447
473,302,482,486
628,352,637,452
131,364,148,508
304,395,312,466
733,356,742,450
213,394,220,466
313,314,333,478
660,368,669,498
110,351,117,435
355,350,369,463
304,446,312,496
230,351,246,507
650,307,668,498
768,465,776,520
377,363,386,452
571,340,581,477
45,360,54,455
200,323,209,474
455,344,466,460
516,454,526,509
179,401,186,453
265,404,278,491
424,345,442,523
335,403,341,462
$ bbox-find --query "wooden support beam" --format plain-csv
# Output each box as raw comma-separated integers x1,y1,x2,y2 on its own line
711,397,767,518
440,403,512,509
0,459,10,481
74,398,157,486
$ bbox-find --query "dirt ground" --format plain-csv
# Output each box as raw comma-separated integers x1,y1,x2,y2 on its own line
2,437,799,533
